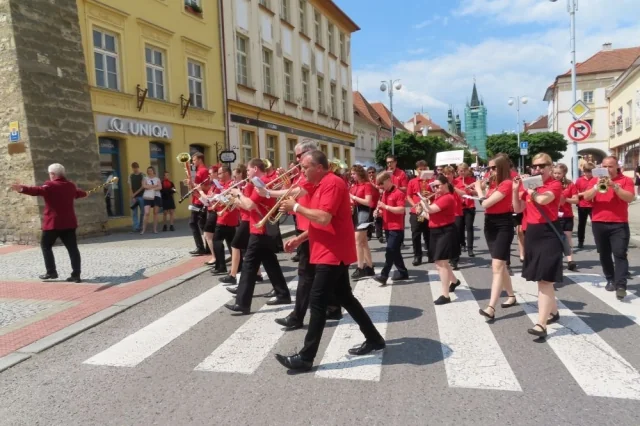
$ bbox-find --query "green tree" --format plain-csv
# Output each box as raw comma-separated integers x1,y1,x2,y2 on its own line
487,131,567,167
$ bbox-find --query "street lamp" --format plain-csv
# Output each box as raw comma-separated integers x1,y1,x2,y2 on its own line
380,79,402,155
550,0,579,178
508,96,528,173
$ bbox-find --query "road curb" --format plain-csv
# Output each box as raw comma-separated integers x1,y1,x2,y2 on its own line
0,228,296,373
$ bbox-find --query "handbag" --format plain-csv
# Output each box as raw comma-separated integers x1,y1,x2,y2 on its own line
532,202,571,256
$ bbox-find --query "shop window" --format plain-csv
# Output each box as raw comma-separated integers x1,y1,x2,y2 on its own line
149,142,166,181
344,148,351,167
99,137,123,217
332,146,340,160
266,134,278,168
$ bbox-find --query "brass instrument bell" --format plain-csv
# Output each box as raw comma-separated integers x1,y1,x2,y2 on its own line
597,177,610,193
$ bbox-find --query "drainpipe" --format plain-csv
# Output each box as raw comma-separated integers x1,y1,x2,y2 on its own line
217,0,230,151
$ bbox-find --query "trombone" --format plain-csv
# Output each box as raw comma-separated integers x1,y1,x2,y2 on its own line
266,164,301,190
255,184,298,228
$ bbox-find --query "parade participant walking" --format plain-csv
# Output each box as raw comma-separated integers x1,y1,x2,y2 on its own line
406,160,432,266
349,165,375,280
574,163,596,249
386,155,408,193
553,163,578,271
187,152,210,256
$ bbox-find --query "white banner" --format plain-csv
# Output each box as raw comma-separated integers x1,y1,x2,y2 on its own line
435,150,464,166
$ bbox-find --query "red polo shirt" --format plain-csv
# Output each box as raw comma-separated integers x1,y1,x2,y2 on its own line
407,177,433,214
303,173,356,265
485,179,513,215
248,176,274,235
559,182,578,218
381,186,406,231
388,168,408,192
456,176,476,209
19,177,87,230
294,174,311,232
429,193,456,228
522,177,563,224
592,174,634,223
575,175,597,208
350,182,372,209
239,182,252,222
369,181,380,209
192,165,209,206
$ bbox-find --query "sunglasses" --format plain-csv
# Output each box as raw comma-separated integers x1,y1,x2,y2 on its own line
431,183,442,188
531,164,549,170
488,166,497,170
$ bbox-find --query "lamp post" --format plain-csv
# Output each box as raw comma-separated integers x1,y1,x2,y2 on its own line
550,0,579,178
508,96,528,173
380,79,402,155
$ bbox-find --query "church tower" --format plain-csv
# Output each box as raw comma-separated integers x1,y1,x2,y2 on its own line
464,82,488,159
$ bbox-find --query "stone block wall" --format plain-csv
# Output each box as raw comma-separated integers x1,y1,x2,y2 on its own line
0,0,107,245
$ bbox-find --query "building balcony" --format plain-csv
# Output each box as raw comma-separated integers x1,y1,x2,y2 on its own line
625,117,632,130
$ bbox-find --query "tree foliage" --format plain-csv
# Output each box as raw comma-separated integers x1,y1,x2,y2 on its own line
486,131,567,166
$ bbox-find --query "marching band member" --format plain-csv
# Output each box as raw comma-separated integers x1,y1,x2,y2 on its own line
202,165,219,267
456,163,477,257
368,166,385,243
275,150,385,372
211,166,239,276
187,152,210,256
349,165,375,280
442,166,463,270
574,162,596,249
406,160,432,266
553,163,578,271
224,159,291,314
421,175,460,305
476,156,517,320
386,155,408,193
512,153,563,338
373,172,409,286
583,156,635,300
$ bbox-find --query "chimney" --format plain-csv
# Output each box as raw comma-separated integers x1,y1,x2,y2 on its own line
602,42,612,51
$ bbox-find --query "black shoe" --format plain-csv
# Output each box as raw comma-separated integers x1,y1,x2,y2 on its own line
527,324,547,338
266,297,292,306
412,257,422,266
605,281,615,292
274,353,312,371
378,237,385,244
448,279,461,292
291,255,300,262
364,266,375,277
347,340,386,356
352,268,367,281
373,275,388,287
169,225,175,231
219,275,237,285
66,276,82,283
204,248,212,255
577,242,584,249
264,289,276,298
567,261,577,272
391,272,409,281
326,308,343,321
226,286,238,294
275,315,303,330
256,275,264,282
548,312,560,324
468,249,475,258
189,249,206,256
450,260,459,270
211,268,227,276
479,306,495,320
434,295,451,305
500,295,518,308
351,267,362,278
427,257,434,264
224,303,250,314
162,225,167,232
616,288,627,300
39,273,58,280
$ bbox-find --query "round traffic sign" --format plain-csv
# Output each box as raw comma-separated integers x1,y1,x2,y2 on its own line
567,120,592,142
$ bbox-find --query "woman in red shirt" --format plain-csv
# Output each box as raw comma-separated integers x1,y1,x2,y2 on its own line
349,165,374,280
456,163,478,257
553,163,578,271
513,153,563,338
442,166,464,270
421,175,461,305
475,156,516,320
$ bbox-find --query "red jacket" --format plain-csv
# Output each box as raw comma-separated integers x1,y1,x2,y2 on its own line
19,177,87,230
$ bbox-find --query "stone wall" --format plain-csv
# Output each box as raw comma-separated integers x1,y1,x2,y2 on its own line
0,0,107,245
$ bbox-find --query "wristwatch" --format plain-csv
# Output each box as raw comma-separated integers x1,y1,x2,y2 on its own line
613,183,620,191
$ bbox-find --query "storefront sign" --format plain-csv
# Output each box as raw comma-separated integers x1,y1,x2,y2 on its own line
95,115,173,139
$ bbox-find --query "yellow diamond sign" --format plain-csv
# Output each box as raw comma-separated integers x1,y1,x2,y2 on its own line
569,100,590,120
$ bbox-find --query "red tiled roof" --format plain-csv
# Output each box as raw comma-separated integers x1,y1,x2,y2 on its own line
561,47,640,76
353,91,384,128
370,102,407,131
406,113,444,132
525,115,548,131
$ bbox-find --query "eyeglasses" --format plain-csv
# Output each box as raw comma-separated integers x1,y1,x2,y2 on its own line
386,161,394,165
432,184,441,188
368,171,375,175
488,166,497,170
531,164,549,170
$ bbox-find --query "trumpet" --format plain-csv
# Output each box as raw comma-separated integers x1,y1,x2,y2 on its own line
597,177,610,193
209,177,250,209
266,164,300,190
255,184,298,228
86,177,119,195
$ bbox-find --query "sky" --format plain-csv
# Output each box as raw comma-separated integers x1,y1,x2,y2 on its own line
339,0,640,135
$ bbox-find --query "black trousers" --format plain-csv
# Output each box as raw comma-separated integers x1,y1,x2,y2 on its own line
213,225,235,271
189,209,207,251
375,217,383,239
235,234,290,308
592,222,630,289
460,208,476,249
409,213,429,259
41,229,81,277
453,216,464,261
577,207,592,245
381,230,408,278
299,263,383,361
291,240,316,321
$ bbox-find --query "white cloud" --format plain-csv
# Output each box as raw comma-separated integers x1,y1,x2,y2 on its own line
407,48,427,55
413,15,450,29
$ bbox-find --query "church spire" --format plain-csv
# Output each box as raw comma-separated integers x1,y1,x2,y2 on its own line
470,82,480,108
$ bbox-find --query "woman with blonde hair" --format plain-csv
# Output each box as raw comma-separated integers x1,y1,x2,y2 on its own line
553,163,578,271
349,165,375,280
456,162,477,257
442,166,464,270
140,166,162,234
513,153,563,337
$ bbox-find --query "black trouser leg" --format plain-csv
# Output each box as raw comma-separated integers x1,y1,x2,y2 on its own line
611,223,630,290
592,222,614,281
235,236,261,307
392,230,408,275
454,216,463,261
259,234,290,298
409,214,423,258
464,208,475,249
213,225,235,271
189,210,205,250
40,230,59,275
381,230,404,277
292,240,315,321
577,207,592,245
459,212,467,248
375,217,383,239
58,229,81,277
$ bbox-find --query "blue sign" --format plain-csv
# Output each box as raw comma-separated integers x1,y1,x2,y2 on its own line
520,141,529,149
9,121,20,142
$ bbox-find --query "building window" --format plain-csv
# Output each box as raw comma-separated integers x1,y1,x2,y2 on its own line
93,29,119,90
281,0,289,21
236,35,249,86
371,136,376,151
317,76,325,113
344,148,351,167
327,24,335,54
262,48,273,95
341,89,347,121
266,134,278,167
287,138,297,164
99,138,123,217
259,0,270,8
330,83,337,117
284,59,293,102
145,46,165,100
339,32,346,61
583,91,594,104
332,146,340,160
187,60,204,108
299,0,307,34
241,130,255,163
320,144,328,155
314,9,321,45
149,142,167,179
301,68,310,108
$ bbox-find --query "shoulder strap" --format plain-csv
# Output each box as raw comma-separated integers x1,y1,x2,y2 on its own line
532,201,564,241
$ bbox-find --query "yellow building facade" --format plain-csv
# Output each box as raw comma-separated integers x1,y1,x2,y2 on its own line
76,0,226,228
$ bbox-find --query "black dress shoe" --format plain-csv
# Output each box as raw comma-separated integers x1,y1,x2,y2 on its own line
391,272,409,281
189,249,206,256
468,250,475,258
347,340,386,356
66,276,82,283
326,308,343,320
266,297,292,306
605,281,615,292
373,275,388,286
211,268,227,275
39,273,58,280
434,295,451,305
219,275,237,285
224,303,250,314
412,257,422,266
448,279,461,292
547,312,560,324
577,242,584,249
226,286,238,294
275,315,303,330
567,261,577,272
274,353,312,371
264,289,276,298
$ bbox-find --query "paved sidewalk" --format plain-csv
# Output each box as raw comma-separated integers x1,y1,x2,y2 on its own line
0,218,295,369
629,201,640,244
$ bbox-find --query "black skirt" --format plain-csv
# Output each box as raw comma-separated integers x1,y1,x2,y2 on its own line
484,213,515,261
231,220,250,250
522,222,563,283
559,216,574,232
429,223,459,261
162,196,176,210
203,211,218,233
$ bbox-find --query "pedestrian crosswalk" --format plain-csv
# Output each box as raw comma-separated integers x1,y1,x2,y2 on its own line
82,268,640,400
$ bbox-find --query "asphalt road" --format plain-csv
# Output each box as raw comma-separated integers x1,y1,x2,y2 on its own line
1,212,640,426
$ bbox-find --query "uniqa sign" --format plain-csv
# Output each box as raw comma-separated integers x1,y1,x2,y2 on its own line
95,115,173,139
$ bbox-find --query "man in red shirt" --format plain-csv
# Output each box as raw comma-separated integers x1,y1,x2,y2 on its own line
11,163,88,282
211,166,239,275
406,160,432,265
224,159,291,314
187,152,211,256
368,166,385,242
574,162,596,249
274,150,385,372
583,156,635,300
374,171,409,286
386,155,408,193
